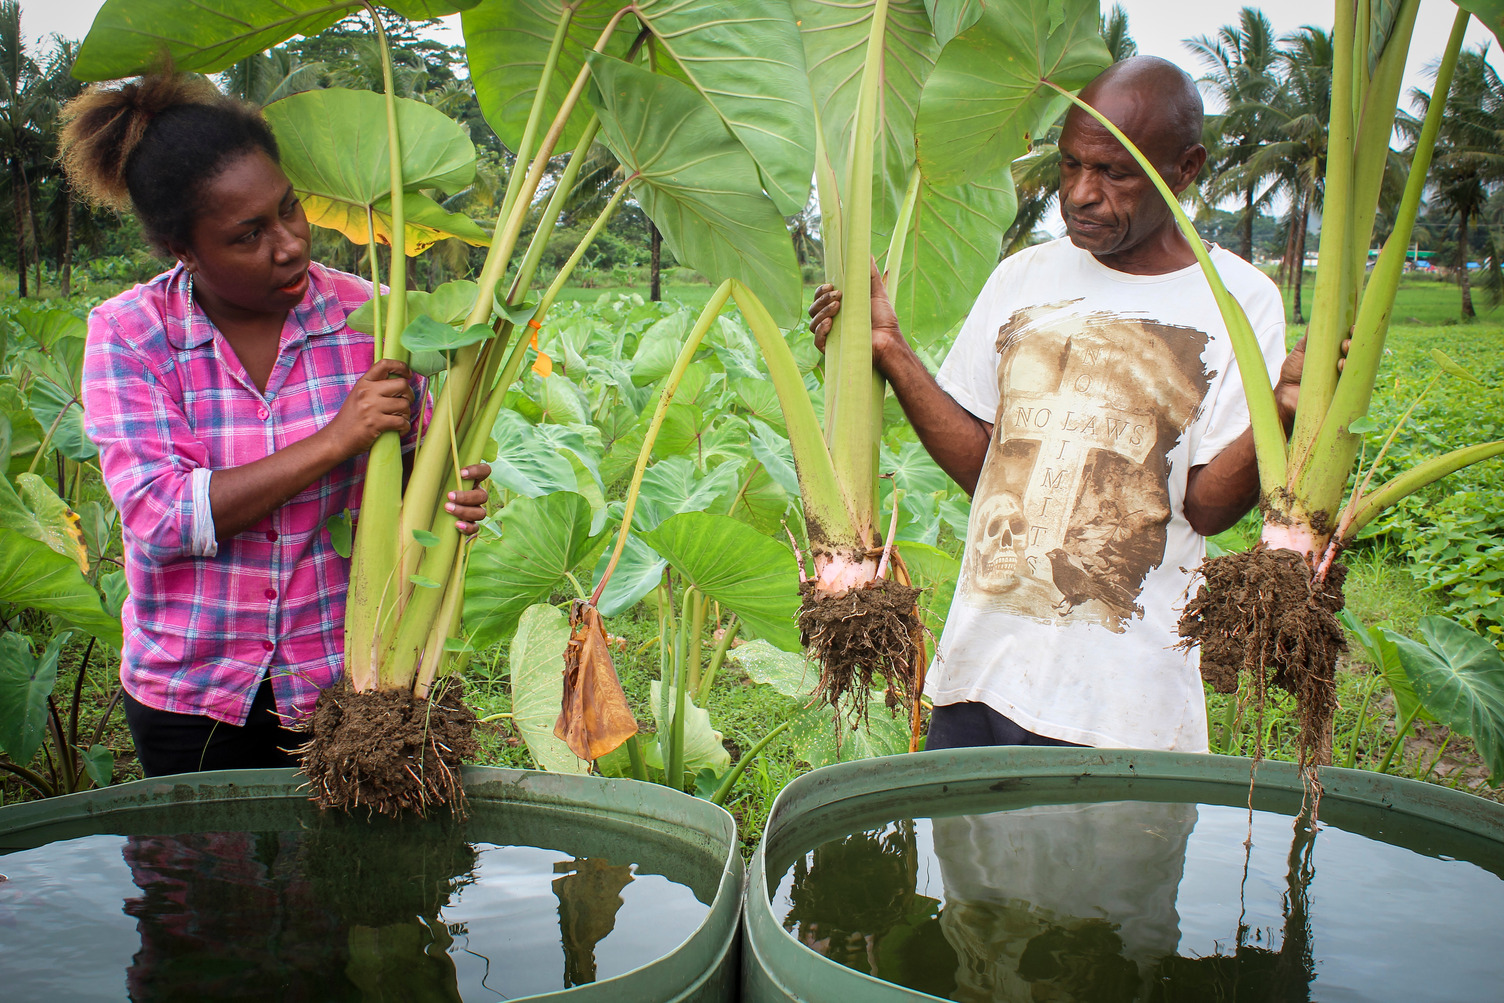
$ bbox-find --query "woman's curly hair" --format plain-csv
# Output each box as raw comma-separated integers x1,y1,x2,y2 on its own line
59,74,281,253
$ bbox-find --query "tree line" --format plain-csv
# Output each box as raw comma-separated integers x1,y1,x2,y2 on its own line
0,2,1497,322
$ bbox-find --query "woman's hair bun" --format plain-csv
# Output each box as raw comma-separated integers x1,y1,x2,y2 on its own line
60,74,223,211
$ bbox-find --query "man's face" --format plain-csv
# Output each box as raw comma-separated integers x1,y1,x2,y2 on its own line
1056,107,1183,261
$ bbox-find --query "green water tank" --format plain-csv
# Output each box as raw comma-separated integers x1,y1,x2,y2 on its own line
742,747,1504,1002
0,766,742,1002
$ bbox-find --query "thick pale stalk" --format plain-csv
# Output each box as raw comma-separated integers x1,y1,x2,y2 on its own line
1348,0,1420,277
1285,0,1359,486
1049,85,1287,493
1294,8,1469,524
826,0,892,543
812,111,845,417
592,281,735,603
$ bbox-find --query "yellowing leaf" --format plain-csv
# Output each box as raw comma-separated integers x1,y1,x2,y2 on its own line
15,474,87,573
555,602,638,761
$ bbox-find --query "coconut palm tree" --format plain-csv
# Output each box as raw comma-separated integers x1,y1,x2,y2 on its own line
1187,7,1280,262
1404,46,1504,321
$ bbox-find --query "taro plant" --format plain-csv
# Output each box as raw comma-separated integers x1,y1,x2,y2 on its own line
1033,0,1504,783
578,0,1111,740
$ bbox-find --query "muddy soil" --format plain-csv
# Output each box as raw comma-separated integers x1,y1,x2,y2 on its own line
300,678,478,818
1179,546,1346,771
798,579,922,727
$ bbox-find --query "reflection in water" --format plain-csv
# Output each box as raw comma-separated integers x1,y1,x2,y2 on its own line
0,811,709,1001
775,800,1498,1002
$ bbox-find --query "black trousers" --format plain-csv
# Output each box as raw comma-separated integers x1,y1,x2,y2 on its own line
123,678,303,778
926,700,1085,751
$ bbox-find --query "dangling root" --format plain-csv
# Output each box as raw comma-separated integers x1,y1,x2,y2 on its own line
299,676,478,817
798,578,923,731
1178,545,1346,791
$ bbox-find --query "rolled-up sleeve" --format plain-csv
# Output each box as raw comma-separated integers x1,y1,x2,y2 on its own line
83,315,218,562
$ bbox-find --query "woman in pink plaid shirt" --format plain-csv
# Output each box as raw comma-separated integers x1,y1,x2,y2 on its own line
61,76,490,778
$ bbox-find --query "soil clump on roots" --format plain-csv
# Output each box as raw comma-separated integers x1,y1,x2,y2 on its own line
799,578,923,727
300,678,478,817
1179,546,1346,775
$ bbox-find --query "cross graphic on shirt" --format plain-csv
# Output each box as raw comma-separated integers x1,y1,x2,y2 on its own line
997,338,1156,561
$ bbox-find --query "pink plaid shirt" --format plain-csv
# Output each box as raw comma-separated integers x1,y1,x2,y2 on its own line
84,262,425,726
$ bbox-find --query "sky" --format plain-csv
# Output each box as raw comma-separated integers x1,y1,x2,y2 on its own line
20,0,1501,109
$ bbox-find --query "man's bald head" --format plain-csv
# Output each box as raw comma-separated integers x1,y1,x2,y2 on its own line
1074,56,1204,164
1056,56,1208,272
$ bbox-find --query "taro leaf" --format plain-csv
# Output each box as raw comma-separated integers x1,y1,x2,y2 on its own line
464,492,603,648
924,0,984,47
509,604,591,774
1457,1,1504,48
636,456,742,529
0,631,68,767
734,378,786,435
655,402,710,461
726,462,790,537
0,480,122,649
265,88,479,242
882,439,950,497
346,290,429,335
729,637,817,699
895,540,958,641
795,0,941,238
558,603,639,761
1347,415,1383,435
632,0,815,215
586,54,803,327
1390,616,1504,782
915,0,1110,187
564,453,608,536
748,418,800,495
591,534,667,617
81,744,114,788
429,280,481,324
325,508,353,559
939,493,971,538
100,569,129,621
790,693,910,768
462,0,633,154
13,307,85,351
400,315,492,354
14,473,88,573
370,192,489,254
1343,611,1431,726
886,167,1016,347
74,0,482,80
77,501,115,567
631,308,695,386
536,374,589,425
640,510,800,651
647,681,731,774
488,410,592,497
1431,348,1481,384
29,379,94,462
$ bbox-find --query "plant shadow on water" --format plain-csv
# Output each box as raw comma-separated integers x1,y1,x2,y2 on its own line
774,796,1504,1002
0,805,709,1000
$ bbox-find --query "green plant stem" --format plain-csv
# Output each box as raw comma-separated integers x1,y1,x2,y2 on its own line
1343,671,1381,769
825,0,892,545
1303,9,1473,525
592,280,734,603
0,759,51,797
883,166,922,304
1217,695,1239,755
1377,702,1424,775
1343,440,1504,540
1418,734,1451,781
710,715,797,807
367,2,407,367
626,733,649,782
696,617,740,706
1047,83,1287,494
686,593,707,696
667,586,694,789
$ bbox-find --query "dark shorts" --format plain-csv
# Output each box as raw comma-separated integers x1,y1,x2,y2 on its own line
123,677,303,778
925,701,1084,751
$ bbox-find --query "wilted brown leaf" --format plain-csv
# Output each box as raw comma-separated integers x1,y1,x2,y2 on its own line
555,602,638,761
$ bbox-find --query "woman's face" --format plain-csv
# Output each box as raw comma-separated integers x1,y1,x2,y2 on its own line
176,150,312,319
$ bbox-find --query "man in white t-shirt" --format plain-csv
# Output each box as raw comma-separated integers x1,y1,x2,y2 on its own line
810,56,1311,752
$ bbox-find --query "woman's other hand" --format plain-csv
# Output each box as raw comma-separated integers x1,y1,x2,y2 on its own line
448,463,491,535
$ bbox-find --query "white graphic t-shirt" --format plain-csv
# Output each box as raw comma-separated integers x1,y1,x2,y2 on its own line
931,237,1285,751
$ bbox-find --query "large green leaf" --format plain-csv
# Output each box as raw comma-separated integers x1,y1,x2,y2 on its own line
586,54,803,326
13,307,85,351
464,492,603,648
14,474,88,573
0,481,122,648
29,379,95,462
74,0,480,80
1457,2,1504,47
647,680,731,774
1392,616,1504,783
795,0,940,236
633,0,815,215
635,456,743,530
508,604,592,774
791,693,910,767
886,166,1015,347
462,0,632,153
915,0,1110,187
895,540,958,641
640,511,800,651
0,632,68,767
923,0,983,47
591,534,667,617
729,637,818,698
1345,611,1432,726
265,88,479,248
